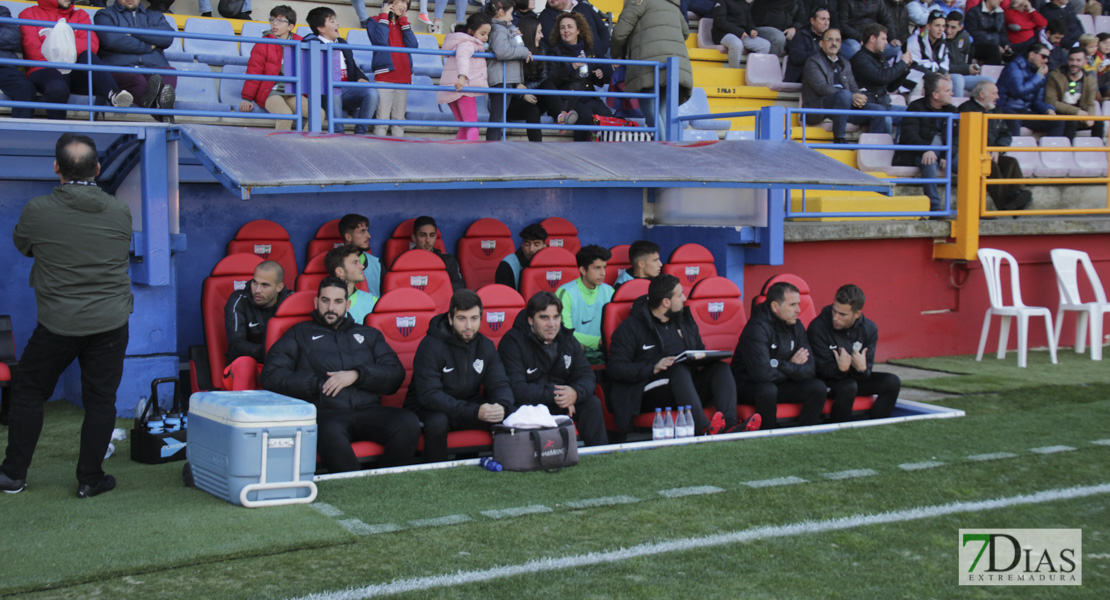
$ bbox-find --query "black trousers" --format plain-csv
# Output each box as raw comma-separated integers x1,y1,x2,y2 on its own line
1064,118,1105,141
27,51,118,120
0,66,36,119
823,371,902,422
552,393,607,447
505,81,563,142
972,43,1004,66
2,322,127,486
988,155,1029,210
317,406,420,473
738,377,827,430
411,403,489,463
643,362,737,432
568,97,613,142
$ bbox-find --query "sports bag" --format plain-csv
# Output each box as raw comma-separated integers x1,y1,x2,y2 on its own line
492,417,578,473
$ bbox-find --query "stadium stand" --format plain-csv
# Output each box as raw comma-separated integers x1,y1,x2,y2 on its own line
307,219,344,259
856,133,921,177
457,218,515,290
218,64,251,110
162,13,192,62
519,246,578,301
412,33,444,78
538,217,581,253
294,251,330,292
1039,136,1093,178
193,253,264,392
1050,248,1110,361
604,244,630,286
383,249,454,312
407,75,454,121
172,62,231,112
238,20,268,58
975,248,1058,369
475,284,525,347
601,277,649,358
344,28,375,74
677,88,729,131
184,17,247,66
226,219,298,290
1073,137,1109,177
663,243,717,296
384,218,447,269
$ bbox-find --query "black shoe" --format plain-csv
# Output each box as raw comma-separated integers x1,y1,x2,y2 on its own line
235,12,252,21
140,73,162,109
833,137,848,145
1,470,27,494
76,474,115,499
201,11,211,18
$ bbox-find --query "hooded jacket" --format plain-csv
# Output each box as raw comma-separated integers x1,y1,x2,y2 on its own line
93,2,174,68
996,53,1053,115
261,311,405,413
242,31,303,105
20,0,98,74
14,182,132,337
610,0,693,105
498,310,595,411
404,312,513,422
965,2,1007,48
606,295,705,432
438,30,488,104
806,304,879,382
731,300,816,384
224,287,294,363
487,17,531,86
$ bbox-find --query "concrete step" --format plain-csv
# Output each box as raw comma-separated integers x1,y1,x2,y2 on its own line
694,67,744,89
789,192,930,221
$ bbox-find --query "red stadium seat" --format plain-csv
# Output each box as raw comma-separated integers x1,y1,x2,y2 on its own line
601,278,650,354
662,243,717,296
605,244,631,286
540,217,581,254
519,247,579,301
366,288,438,408
384,218,447,269
477,284,525,347
264,291,317,354
687,277,746,360
457,218,515,290
306,219,344,261
197,253,265,391
226,220,298,291
296,250,370,294
751,273,818,328
384,249,454,313
417,429,495,457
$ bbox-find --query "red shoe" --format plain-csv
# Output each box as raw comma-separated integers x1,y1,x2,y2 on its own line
723,414,762,434
704,411,726,435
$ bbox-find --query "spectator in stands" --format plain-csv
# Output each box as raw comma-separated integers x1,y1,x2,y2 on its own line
732,281,827,430
19,0,133,120
608,274,748,435
802,28,890,144
807,284,901,422
0,5,35,119
240,6,302,130
539,0,612,58
838,0,902,60
223,260,293,387
1096,32,1110,95
510,15,562,142
404,289,514,462
851,23,913,121
411,215,466,290
997,42,1067,136
486,0,534,141
928,0,963,17
614,240,663,288
555,245,615,365
94,0,177,122
904,10,949,95
958,80,1033,210
1080,33,1099,73
369,0,418,138
304,7,376,135
0,133,132,498
886,0,916,45
263,276,418,472
966,0,1010,65
514,0,541,28
418,0,466,35
338,214,384,297
751,0,806,57
1041,18,1070,71
807,0,842,29
712,0,774,69
438,12,492,141
148,0,174,15
947,11,994,97
895,72,957,211
498,292,607,446
681,0,716,20
1041,0,1083,50
1046,46,1104,140
198,0,251,20
496,223,547,290
325,244,378,325
787,6,832,83
611,0,694,128
907,1,932,26
1006,0,1048,57
548,11,613,140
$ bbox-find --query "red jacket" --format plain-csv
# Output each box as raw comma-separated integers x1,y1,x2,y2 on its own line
20,0,97,74
1004,6,1046,46
242,32,302,105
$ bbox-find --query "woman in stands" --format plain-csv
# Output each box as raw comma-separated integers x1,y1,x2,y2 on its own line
438,12,492,140
369,0,419,137
240,5,302,130
485,0,533,140
547,11,612,141
509,15,562,142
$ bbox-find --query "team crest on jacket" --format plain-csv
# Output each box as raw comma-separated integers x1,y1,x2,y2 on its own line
473,359,484,374
481,239,496,256
852,341,863,352
708,301,724,321
564,354,572,369
486,311,505,332
684,265,700,282
546,270,563,289
396,316,416,337
353,333,365,344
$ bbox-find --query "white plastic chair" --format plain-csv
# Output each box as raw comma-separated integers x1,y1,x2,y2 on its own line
745,53,802,92
1050,249,1110,360
856,133,921,177
1072,137,1109,177
976,248,1058,368
1009,136,1048,177
1097,15,1110,34
697,18,725,52
1079,13,1096,35
1038,136,1082,177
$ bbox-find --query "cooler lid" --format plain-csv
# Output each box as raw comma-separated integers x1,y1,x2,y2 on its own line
189,391,316,424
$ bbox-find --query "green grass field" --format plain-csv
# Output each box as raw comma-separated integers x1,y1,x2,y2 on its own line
2,349,1108,599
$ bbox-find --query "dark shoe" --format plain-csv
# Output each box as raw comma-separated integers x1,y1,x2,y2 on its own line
201,11,212,17
833,137,848,145
158,83,175,110
140,73,162,108
76,474,115,499
235,12,252,21
0,471,26,494
703,411,726,436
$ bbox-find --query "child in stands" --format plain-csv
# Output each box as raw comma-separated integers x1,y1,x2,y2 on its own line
485,0,532,140
241,5,302,130
369,0,419,137
438,12,492,140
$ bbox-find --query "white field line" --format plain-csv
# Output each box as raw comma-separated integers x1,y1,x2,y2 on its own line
967,452,1018,462
288,483,1110,600
898,461,945,471
658,486,725,498
1030,445,1077,455
823,469,878,480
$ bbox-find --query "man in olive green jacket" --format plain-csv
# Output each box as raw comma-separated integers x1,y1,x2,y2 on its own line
611,0,694,127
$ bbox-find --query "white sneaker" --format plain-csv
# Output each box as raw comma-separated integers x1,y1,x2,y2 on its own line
432,19,442,34
110,90,133,108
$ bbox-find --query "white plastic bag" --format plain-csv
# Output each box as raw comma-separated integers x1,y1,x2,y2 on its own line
41,18,77,74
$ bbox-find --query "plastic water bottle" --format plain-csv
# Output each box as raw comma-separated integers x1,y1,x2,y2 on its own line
164,412,182,433
652,408,664,440
478,457,503,472
663,407,675,439
578,51,588,78
674,406,687,438
685,406,696,438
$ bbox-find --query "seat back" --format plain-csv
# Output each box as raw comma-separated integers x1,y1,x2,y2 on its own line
457,218,515,290
201,253,265,389
687,276,746,356
295,251,329,292
1038,136,1079,171
218,64,248,106
384,218,447,269
170,61,224,110
264,291,317,354
539,217,581,254
1050,248,1108,306
1097,15,1110,34
412,33,444,78
980,64,1004,82
519,247,579,301
226,219,298,290
183,18,238,64
476,284,526,347
663,243,717,296
1072,137,1108,174
602,278,650,352
345,28,374,73
1009,136,1045,173
752,273,818,327
696,18,723,50
383,249,453,312
605,244,631,286
1079,13,1095,34
977,248,1028,309
856,132,895,171
366,288,438,407
745,53,784,86
306,219,345,260
239,20,268,57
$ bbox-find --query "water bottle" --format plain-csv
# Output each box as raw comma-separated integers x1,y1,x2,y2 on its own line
478,457,503,472
578,51,588,78
674,406,687,438
652,408,664,440
663,407,675,440
164,412,182,433
513,31,523,46
685,406,696,438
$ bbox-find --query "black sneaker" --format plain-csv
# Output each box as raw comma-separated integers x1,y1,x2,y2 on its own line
1,470,26,494
76,474,115,499
140,73,162,108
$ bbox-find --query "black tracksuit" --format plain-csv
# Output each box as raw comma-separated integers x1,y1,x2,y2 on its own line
851,46,909,108
262,311,419,472
404,313,514,461
432,249,466,291
607,296,737,433
494,247,533,290
224,287,293,363
498,311,607,446
732,301,826,429
806,304,901,421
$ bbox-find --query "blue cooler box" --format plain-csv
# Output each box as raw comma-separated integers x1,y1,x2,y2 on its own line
188,391,318,507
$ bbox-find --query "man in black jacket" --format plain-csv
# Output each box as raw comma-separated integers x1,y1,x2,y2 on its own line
851,23,912,112
965,0,1009,65
411,216,465,291
786,6,832,83
894,72,958,211
807,284,900,422
732,281,828,429
1041,0,1083,51
223,260,293,390
608,275,747,435
0,6,38,119
405,289,514,462
751,0,806,56
498,292,607,446
958,81,1033,211
838,0,901,60
262,277,418,473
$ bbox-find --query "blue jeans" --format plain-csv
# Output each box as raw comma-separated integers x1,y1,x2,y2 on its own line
913,153,944,211
418,0,466,22
338,86,378,134
198,0,250,14
951,73,992,98
816,89,890,139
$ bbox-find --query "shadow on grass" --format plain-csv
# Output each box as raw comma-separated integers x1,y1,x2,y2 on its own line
890,349,1107,395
